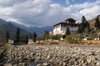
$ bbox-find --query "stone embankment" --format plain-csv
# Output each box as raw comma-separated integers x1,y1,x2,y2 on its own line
3,45,100,66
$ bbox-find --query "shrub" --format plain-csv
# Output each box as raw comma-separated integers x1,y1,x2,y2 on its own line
4,38,8,43
62,35,66,39
51,34,61,40
66,34,83,43
89,33,97,39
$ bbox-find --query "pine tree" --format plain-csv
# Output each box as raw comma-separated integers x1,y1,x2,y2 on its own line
33,32,37,42
81,16,87,23
5,31,10,43
66,27,70,36
86,21,90,34
42,31,49,40
20,35,23,40
77,26,82,33
80,16,88,33
6,31,9,39
30,35,32,39
25,35,28,43
95,16,100,30
16,28,20,42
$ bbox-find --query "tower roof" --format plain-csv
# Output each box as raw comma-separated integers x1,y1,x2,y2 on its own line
65,18,76,21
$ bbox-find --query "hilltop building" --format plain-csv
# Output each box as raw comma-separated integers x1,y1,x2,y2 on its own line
50,18,79,35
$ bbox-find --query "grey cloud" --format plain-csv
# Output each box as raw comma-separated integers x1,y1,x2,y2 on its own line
0,0,28,7
0,0,100,27
7,0,52,27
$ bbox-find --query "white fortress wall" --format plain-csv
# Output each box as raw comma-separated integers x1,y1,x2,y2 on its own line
61,25,78,31
53,25,61,31
53,25,79,35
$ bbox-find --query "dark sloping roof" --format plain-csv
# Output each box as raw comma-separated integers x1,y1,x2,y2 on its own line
65,18,76,21
53,22,79,27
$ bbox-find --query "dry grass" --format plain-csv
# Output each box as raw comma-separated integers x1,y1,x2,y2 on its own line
31,40,68,45
30,39,100,46
88,18,96,28
82,40,100,45
0,44,8,53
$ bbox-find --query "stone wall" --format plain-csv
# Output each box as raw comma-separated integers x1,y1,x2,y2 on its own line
53,25,78,35
8,39,14,44
28,39,34,44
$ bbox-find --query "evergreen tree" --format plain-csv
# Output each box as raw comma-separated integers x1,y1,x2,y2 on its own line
81,16,87,22
95,16,100,30
66,27,70,36
6,31,10,39
42,31,49,40
16,28,20,42
20,35,23,40
24,35,28,43
77,26,82,33
33,32,37,42
97,15,100,18
86,21,90,34
30,35,32,39
5,31,10,43
80,16,88,33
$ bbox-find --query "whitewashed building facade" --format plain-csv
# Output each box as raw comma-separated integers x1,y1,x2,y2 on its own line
51,18,79,35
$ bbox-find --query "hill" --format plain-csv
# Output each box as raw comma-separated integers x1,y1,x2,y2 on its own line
0,18,31,38
88,15,100,28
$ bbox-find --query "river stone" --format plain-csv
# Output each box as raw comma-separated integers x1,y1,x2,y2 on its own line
59,62,63,66
4,45,100,66
63,62,67,66
69,60,75,65
49,59,53,62
5,63,12,66
87,59,91,63
43,63,48,66
50,64,53,66
96,62,100,66
37,64,41,66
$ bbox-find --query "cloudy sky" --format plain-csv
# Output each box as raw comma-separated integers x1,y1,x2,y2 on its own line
0,0,100,27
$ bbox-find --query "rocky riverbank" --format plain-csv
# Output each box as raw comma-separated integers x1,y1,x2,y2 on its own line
2,45,100,66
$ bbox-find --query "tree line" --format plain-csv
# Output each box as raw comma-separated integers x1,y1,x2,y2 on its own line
77,15,100,34
5,28,37,43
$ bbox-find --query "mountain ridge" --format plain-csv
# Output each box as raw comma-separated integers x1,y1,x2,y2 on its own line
0,18,31,38
10,21,53,36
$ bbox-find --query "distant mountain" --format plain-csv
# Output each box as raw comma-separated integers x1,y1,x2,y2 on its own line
0,18,31,38
0,18,7,24
9,21,27,29
10,21,53,36
28,26,53,35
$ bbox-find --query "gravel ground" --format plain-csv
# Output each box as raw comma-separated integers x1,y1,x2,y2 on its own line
2,45,100,66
